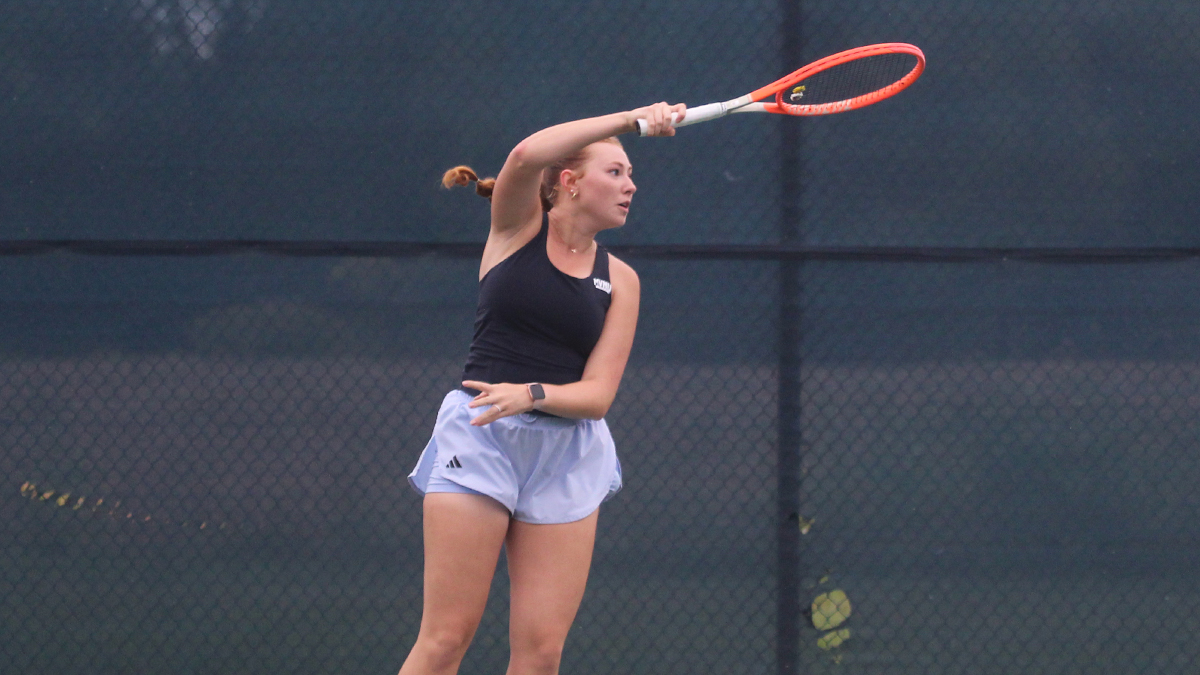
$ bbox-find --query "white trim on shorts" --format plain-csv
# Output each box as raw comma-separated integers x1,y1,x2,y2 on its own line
408,389,623,524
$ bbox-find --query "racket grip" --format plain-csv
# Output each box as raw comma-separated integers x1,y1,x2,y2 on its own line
636,113,678,137
635,102,728,136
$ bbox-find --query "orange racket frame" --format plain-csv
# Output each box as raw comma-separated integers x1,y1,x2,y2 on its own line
636,42,926,134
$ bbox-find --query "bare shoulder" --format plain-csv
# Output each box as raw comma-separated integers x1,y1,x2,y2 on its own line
606,252,640,296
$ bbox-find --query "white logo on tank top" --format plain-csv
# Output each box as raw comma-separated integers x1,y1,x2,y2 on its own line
593,278,612,294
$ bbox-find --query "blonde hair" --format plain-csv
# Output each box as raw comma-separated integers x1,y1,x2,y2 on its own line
442,137,623,212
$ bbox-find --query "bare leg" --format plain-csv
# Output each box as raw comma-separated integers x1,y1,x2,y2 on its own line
398,493,511,675
504,509,600,675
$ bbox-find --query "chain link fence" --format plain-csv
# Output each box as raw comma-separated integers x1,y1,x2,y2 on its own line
0,253,782,675
4,1,1200,674
796,258,1200,674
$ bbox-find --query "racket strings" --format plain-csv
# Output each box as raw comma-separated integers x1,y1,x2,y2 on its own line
788,53,919,106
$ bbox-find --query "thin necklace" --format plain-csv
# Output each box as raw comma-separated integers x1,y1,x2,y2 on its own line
553,224,590,254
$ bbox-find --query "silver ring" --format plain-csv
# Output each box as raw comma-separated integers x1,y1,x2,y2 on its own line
493,404,504,414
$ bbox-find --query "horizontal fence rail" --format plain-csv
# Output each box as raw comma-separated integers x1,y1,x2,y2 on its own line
6,240,1200,262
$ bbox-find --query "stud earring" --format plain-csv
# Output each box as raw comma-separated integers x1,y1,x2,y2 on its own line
570,190,578,199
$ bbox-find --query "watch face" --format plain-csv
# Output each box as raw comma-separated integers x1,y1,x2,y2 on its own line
530,383,546,400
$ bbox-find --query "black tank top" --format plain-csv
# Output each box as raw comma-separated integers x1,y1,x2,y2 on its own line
462,220,613,388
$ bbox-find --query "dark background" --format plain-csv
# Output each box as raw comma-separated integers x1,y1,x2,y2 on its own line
3,1,1199,674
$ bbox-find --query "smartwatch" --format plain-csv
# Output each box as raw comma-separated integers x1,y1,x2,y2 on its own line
526,383,546,405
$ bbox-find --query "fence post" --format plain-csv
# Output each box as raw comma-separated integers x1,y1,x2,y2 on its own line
776,2,804,674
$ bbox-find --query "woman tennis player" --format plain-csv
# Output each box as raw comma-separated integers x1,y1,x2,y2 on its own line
399,101,685,675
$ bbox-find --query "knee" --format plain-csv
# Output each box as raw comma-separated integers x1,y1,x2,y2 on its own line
413,623,476,668
509,637,565,675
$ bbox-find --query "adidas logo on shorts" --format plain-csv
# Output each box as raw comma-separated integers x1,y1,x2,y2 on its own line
445,456,462,469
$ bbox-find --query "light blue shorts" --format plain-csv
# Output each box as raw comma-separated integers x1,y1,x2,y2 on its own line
408,389,623,524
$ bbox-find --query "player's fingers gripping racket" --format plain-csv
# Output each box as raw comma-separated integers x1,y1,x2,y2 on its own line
636,43,925,135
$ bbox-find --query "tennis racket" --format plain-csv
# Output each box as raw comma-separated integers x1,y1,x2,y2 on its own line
636,43,925,135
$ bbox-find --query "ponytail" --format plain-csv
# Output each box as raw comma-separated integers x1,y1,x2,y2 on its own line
441,165,495,201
